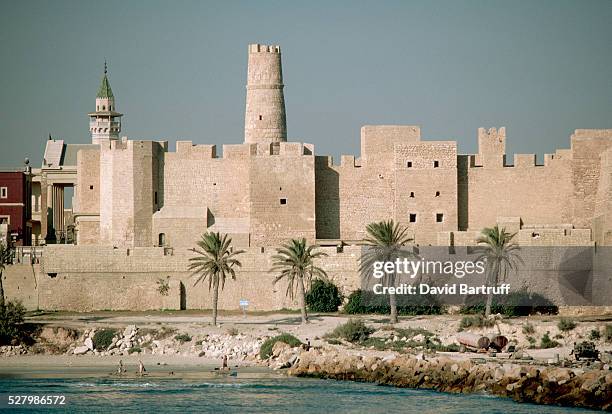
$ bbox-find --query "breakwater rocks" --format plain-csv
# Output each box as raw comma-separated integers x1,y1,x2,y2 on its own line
287,348,612,411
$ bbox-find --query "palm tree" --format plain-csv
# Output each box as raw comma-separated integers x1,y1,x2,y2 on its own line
270,238,328,324
360,220,413,324
189,232,244,326
475,225,522,317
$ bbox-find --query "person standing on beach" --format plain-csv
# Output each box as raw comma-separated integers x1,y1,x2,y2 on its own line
138,360,147,376
221,355,228,371
117,359,125,376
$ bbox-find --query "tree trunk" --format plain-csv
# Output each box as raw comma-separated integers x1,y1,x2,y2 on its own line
484,262,498,318
485,292,493,318
0,270,5,312
389,291,398,324
388,271,398,324
212,279,219,326
298,277,308,324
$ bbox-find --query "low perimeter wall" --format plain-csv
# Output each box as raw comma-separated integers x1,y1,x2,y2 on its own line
2,245,361,312
3,244,610,312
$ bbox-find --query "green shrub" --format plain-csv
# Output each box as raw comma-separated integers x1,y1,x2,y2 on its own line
459,288,558,316
605,325,612,342
344,289,443,316
540,332,560,349
174,333,192,343
589,329,600,340
394,327,434,339
128,346,141,354
527,336,536,349
458,315,495,331
226,327,239,336
557,318,576,332
326,338,342,345
326,319,374,343
0,301,26,345
305,279,343,313
92,329,116,350
260,333,303,359
522,322,535,335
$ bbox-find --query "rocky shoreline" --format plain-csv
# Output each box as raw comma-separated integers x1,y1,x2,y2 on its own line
274,346,612,411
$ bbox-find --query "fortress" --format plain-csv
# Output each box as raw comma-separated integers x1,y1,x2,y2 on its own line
5,44,612,312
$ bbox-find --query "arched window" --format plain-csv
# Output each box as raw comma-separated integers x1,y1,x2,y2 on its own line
102,105,106,111
158,233,166,246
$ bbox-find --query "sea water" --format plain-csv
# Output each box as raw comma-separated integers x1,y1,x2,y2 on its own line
0,375,598,413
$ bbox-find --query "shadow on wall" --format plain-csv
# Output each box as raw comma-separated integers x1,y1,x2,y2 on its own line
315,161,340,239
457,155,469,231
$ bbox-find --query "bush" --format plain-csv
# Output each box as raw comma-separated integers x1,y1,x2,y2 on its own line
128,346,141,354
92,329,116,350
540,332,560,349
305,279,343,313
557,318,576,332
344,289,443,316
458,315,495,331
522,322,535,335
0,301,26,345
260,333,303,359
605,325,612,342
327,319,374,343
174,333,192,343
589,329,600,340
459,288,558,316
226,327,239,336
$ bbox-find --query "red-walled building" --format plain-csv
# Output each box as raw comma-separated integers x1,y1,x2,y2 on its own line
0,170,32,246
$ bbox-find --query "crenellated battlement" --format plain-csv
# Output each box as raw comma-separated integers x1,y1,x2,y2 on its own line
175,141,217,158
248,44,281,54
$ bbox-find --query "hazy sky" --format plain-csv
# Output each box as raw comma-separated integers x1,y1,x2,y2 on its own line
0,0,610,168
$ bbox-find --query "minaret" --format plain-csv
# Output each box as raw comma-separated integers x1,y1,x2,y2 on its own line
244,44,287,144
89,61,123,144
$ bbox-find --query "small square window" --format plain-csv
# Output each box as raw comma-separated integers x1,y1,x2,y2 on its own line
436,213,444,223
280,198,287,205
259,115,263,120
406,161,413,168
435,191,440,197
433,160,439,168
409,213,417,223
89,185,94,190
0,187,7,199
409,192,414,198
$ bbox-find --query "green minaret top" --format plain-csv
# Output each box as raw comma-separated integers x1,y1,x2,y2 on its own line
96,61,114,99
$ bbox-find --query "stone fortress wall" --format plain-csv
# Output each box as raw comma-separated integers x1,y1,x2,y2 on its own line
4,44,612,311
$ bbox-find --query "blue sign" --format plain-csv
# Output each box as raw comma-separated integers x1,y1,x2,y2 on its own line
240,300,249,307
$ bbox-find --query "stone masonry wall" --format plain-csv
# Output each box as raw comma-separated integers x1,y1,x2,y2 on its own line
7,245,360,312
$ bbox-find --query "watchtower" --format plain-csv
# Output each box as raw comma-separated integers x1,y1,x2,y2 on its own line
244,44,287,144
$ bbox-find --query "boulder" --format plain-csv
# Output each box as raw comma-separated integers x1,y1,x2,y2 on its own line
272,341,291,358
73,346,89,355
84,337,94,351
123,325,137,338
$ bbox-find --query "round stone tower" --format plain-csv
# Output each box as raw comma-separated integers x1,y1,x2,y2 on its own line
244,44,287,144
